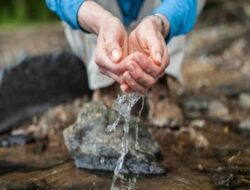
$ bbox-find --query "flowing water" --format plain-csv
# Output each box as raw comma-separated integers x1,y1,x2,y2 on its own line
107,93,143,190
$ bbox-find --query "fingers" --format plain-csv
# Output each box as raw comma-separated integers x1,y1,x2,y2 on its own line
122,71,147,95
99,66,122,84
127,61,156,88
147,36,163,66
128,52,162,78
159,38,170,71
95,36,127,75
105,38,123,63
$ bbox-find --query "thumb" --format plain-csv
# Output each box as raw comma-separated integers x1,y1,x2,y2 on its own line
150,44,163,66
146,36,163,66
107,41,122,63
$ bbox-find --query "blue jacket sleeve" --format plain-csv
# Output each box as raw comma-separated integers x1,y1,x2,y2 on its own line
45,0,85,29
153,0,198,42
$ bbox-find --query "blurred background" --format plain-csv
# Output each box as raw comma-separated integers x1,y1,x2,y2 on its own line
0,0,249,67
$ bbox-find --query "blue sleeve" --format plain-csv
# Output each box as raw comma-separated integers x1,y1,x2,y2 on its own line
153,0,198,42
45,0,85,29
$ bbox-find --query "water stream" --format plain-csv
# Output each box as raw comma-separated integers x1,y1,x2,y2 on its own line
107,93,143,190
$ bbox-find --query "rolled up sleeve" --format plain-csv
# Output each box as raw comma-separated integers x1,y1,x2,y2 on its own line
45,0,85,29
153,0,198,42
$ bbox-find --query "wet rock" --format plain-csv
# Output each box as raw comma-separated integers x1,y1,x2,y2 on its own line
214,82,250,99
239,118,250,130
208,100,230,119
189,120,206,128
239,93,250,109
181,97,230,120
0,52,92,134
212,173,240,189
63,102,166,175
0,134,45,147
238,118,250,138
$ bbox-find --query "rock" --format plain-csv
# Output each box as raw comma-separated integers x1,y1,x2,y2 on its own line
189,120,206,128
208,100,229,119
0,134,45,147
63,102,166,175
181,97,230,120
239,118,250,131
214,82,250,99
212,174,241,189
239,93,250,109
0,52,92,134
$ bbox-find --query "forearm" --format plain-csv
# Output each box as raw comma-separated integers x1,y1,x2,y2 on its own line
77,1,114,34
45,0,115,34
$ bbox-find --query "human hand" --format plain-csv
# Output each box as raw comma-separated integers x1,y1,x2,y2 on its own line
95,16,129,83
78,1,128,83
121,15,170,94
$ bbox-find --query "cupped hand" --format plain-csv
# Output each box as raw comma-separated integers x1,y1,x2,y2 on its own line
95,16,128,83
121,15,170,94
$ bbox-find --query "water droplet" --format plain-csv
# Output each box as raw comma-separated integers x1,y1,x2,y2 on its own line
100,157,105,164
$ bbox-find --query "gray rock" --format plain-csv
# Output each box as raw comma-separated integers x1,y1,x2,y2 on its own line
214,82,250,99
0,52,92,134
239,93,250,109
181,97,230,120
239,118,250,130
63,102,166,175
0,134,45,147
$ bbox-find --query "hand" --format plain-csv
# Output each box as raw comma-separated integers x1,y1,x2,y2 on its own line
121,52,163,95
122,15,170,94
78,1,128,83
95,16,129,83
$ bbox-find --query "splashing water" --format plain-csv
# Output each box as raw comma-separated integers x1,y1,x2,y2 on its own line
107,93,144,190
135,97,144,150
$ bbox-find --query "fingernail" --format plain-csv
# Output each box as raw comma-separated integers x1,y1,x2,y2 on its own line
112,49,121,62
155,52,162,65
127,63,135,72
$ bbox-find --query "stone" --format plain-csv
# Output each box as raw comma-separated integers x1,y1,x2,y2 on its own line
239,93,250,109
208,99,229,119
214,82,250,99
0,134,45,147
239,118,250,130
181,97,230,120
0,52,92,134
189,120,206,128
63,102,166,175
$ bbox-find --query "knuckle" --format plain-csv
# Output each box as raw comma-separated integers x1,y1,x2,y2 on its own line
149,79,156,86
112,66,120,74
133,72,142,81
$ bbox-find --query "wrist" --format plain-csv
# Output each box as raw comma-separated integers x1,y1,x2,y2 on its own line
150,14,170,38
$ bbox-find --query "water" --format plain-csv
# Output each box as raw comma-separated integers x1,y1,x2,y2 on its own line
135,98,144,150
107,93,143,190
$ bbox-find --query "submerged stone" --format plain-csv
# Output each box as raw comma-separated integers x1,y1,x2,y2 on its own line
63,102,166,175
